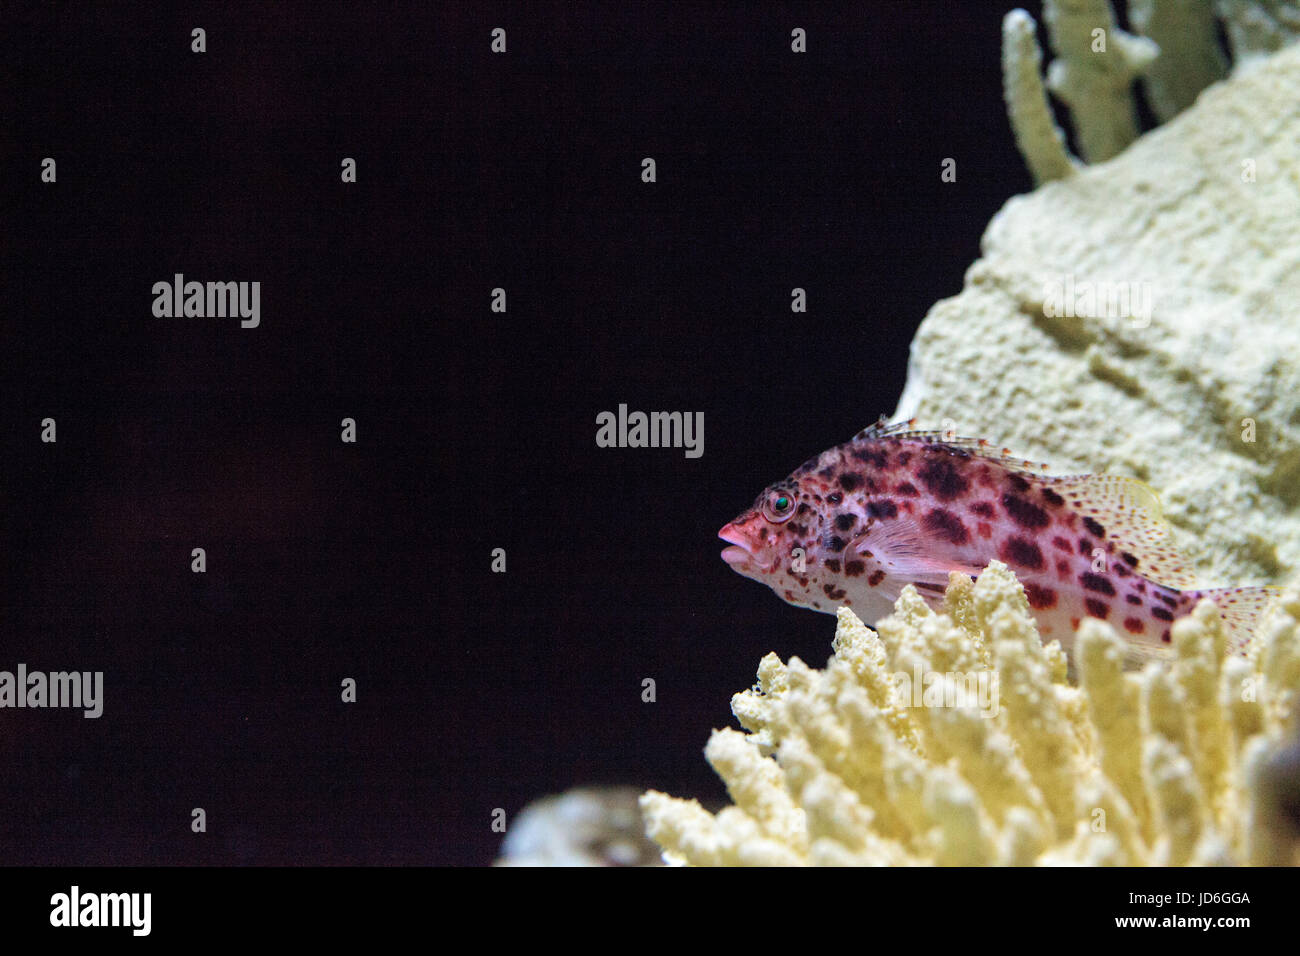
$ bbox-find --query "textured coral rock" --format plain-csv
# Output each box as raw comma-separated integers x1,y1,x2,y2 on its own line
896,42,1300,590
641,565,1300,865
496,787,663,866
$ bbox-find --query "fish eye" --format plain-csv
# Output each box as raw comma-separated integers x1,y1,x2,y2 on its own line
764,493,795,523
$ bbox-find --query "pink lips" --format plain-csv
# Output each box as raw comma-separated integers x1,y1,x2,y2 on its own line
719,522,757,568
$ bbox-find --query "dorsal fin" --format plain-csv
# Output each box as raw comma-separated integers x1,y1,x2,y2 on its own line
1040,474,1199,589
852,418,1051,473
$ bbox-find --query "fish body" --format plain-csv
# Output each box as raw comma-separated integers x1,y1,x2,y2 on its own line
719,419,1277,660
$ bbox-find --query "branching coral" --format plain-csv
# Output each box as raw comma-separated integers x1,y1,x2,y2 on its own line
641,564,1300,865
1002,1,1158,182
1041,0,1159,163
1002,0,1298,183
1217,0,1300,63
1129,0,1228,121
1002,10,1079,184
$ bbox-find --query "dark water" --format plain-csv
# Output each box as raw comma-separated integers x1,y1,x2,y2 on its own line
1,0,1033,865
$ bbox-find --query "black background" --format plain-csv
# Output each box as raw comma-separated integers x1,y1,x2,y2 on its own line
1,0,1048,865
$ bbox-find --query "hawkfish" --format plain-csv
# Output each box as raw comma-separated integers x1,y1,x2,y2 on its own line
719,418,1279,661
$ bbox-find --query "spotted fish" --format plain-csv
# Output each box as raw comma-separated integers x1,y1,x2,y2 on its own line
719,418,1279,661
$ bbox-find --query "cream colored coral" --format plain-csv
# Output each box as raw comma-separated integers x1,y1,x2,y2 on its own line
1217,0,1300,63
1002,9,1078,184
900,40,1300,588
641,564,1300,865
1042,0,1158,162
1129,0,1228,121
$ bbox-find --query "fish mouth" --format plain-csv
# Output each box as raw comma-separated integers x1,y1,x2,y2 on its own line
719,523,767,572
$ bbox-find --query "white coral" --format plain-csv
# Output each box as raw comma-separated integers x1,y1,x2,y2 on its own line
642,564,1300,865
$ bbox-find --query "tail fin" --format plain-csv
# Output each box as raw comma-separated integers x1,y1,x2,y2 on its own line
1192,585,1283,656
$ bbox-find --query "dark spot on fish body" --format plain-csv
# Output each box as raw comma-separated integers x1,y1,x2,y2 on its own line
1120,551,1139,567
1056,560,1071,578
1161,629,1171,643
923,508,969,545
970,501,995,518
917,457,970,501
823,584,846,600
896,482,919,497
1078,537,1094,556
819,466,836,478
1023,582,1058,609
787,522,808,536
1000,536,1045,570
797,458,820,475
1151,606,1174,621
834,513,857,532
1007,473,1030,493
1002,493,1049,529
852,446,889,469
839,473,864,492
845,560,866,576
1052,535,1072,553
867,499,897,520
1123,617,1144,634
1134,581,1147,593
897,452,912,466
1080,572,1116,596
1156,591,1178,608
1083,517,1106,538
1041,488,1065,507
1126,594,1142,605
977,522,993,539
824,558,841,573
914,580,944,594
758,527,769,541
797,503,811,515
828,536,847,553
828,493,842,505
1114,563,1131,577
867,569,886,587
1084,598,1111,619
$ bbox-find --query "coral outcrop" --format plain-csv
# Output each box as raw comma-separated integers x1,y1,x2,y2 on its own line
902,40,1300,589
641,565,1300,865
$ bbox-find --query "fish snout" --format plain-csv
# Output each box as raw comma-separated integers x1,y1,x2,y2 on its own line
719,521,771,572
